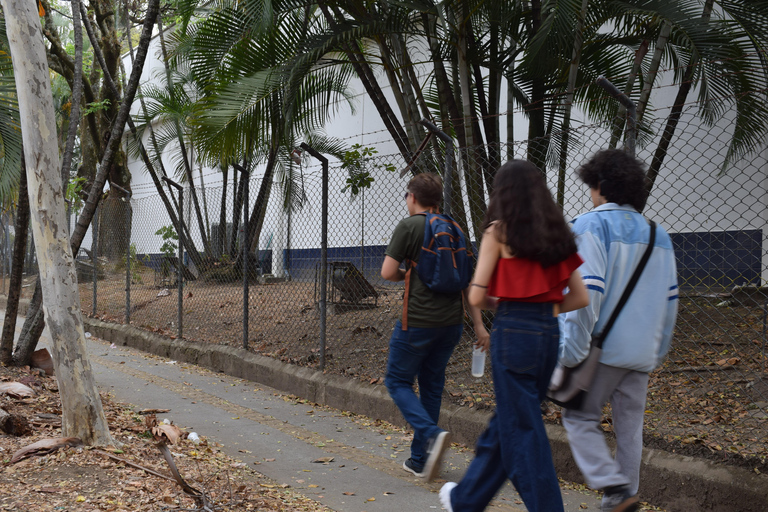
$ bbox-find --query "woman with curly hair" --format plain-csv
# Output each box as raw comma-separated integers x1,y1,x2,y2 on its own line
440,160,589,512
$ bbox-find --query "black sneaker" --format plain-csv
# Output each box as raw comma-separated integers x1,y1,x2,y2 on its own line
601,485,639,512
403,457,424,477
423,430,451,482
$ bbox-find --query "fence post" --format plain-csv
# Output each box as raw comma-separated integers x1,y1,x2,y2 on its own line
111,184,132,324
596,76,637,156
92,205,98,316
233,163,250,350
418,119,454,215
300,143,328,371
163,177,184,339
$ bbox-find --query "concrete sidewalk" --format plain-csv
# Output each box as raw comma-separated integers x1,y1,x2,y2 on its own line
83,333,603,511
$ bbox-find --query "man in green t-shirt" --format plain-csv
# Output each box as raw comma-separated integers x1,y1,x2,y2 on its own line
381,172,488,482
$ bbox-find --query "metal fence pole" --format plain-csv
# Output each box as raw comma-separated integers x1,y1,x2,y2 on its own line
111,184,132,324
233,163,250,350
418,119,454,215
92,205,98,316
300,143,328,371
596,76,637,156
163,177,184,339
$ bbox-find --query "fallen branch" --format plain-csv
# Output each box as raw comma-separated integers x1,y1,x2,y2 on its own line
668,365,736,373
94,449,175,482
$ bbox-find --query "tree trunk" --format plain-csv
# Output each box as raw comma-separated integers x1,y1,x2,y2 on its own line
230,166,246,257
2,0,113,445
60,0,82,189
637,21,672,124
608,37,649,149
0,157,29,364
558,0,589,208
647,0,714,197
157,16,212,257
13,280,44,365
526,0,548,172
217,165,228,258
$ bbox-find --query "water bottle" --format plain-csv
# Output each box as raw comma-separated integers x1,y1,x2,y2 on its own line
471,346,486,378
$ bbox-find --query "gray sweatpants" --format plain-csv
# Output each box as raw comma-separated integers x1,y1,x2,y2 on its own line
562,364,649,495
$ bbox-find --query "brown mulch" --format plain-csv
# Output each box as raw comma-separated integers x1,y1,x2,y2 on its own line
0,364,332,512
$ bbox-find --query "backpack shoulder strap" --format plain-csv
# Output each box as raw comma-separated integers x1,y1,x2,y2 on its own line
401,212,428,331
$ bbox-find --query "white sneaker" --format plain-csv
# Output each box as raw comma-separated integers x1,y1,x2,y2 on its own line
439,482,457,512
423,430,451,482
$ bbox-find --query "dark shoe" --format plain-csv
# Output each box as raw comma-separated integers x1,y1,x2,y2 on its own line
423,430,451,482
402,457,424,477
601,486,639,512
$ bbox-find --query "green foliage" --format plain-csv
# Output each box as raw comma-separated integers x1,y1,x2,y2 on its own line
340,144,395,197
66,176,87,212
155,225,178,259
123,243,147,283
83,99,111,116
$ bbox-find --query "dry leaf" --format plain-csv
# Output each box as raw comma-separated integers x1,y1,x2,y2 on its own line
0,382,35,398
11,437,82,463
311,457,334,464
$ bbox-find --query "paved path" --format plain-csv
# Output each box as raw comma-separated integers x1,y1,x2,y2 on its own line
7,312,606,511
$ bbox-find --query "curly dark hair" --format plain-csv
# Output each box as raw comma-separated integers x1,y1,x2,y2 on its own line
407,173,442,208
482,160,577,267
577,149,650,211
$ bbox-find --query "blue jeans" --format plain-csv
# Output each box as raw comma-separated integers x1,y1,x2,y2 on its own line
450,302,564,512
385,320,462,467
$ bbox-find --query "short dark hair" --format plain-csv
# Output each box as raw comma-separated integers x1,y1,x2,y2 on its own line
407,173,442,208
482,160,577,267
576,149,649,211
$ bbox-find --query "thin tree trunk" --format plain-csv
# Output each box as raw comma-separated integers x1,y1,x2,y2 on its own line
647,1,714,197
157,15,212,257
119,0,202,269
317,3,413,162
60,0,83,190
0,157,28,364
2,0,113,445
527,0,547,172
456,10,486,238
608,38,649,149
558,0,589,208
637,21,672,124
245,149,278,255
230,166,246,257
218,165,228,258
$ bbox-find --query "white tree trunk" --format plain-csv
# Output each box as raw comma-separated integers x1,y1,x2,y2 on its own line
1,0,113,446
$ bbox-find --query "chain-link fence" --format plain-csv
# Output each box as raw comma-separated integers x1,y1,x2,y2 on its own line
54,101,768,470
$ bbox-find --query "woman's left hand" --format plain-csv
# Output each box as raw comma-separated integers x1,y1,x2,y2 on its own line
474,325,490,352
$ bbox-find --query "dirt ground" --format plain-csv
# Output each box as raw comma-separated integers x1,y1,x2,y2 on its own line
0,364,332,512
16,265,768,473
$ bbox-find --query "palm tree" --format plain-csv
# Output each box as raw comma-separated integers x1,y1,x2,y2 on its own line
167,0,357,271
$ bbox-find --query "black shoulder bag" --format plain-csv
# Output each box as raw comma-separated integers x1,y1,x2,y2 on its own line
547,221,656,410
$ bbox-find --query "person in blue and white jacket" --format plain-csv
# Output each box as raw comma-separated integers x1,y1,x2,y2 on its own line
558,149,678,512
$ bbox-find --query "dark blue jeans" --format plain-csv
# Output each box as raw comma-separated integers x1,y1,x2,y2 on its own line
450,302,564,512
385,320,462,467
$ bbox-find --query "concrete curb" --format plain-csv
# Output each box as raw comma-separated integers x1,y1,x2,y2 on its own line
3,296,766,511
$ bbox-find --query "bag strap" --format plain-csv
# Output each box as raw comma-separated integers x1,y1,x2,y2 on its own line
594,220,656,349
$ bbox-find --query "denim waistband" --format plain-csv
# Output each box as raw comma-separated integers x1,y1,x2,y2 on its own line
495,301,554,316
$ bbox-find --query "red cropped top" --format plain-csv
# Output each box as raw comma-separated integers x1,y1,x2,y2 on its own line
487,253,583,303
